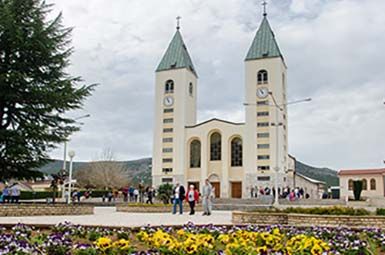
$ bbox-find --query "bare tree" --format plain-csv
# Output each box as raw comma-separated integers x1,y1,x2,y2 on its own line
75,148,129,189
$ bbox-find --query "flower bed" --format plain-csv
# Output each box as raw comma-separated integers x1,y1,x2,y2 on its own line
1,222,385,254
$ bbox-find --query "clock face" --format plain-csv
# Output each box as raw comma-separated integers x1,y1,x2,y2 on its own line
257,87,269,99
164,96,174,107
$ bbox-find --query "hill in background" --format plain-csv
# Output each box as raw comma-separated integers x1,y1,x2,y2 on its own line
39,157,338,187
295,161,339,186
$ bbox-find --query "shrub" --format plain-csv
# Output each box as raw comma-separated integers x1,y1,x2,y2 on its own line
20,191,61,200
88,190,108,198
14,190,107,200
283,206,370,215
253,206,371,216
157,184,173,204
376,208,385,216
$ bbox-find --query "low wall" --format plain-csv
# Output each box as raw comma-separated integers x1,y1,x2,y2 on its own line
232,211,385,228
116,204,203,213
0,204,94,216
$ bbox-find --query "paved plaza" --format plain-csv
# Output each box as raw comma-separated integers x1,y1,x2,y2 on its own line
0,207,232,227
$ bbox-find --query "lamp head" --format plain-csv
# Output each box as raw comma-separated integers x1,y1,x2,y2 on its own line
68,150,75,158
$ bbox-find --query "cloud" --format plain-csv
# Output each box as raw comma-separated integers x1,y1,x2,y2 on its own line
47,0,385,170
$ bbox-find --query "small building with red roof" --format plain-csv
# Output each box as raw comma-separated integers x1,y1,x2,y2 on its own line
339,168,385,199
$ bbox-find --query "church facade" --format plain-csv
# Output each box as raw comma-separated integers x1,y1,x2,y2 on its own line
152,13,292,198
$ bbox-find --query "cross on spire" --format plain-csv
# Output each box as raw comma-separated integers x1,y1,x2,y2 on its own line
262,0,267,17
176,16,181,30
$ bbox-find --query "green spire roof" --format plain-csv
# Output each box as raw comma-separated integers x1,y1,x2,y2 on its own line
245,16,283,61
156,30,197,76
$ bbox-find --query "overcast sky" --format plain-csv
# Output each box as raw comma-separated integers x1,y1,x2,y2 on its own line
47,0,385,170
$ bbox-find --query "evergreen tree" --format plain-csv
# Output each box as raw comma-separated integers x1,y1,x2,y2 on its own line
0,0,95,180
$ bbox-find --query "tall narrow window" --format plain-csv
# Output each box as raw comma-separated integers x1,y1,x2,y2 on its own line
362,179,367,190
190,140,201,168
257,70,268,84
210,132,221,161
165,80,174,93
348,179,353,190
231,137,242,167
370,178,376,190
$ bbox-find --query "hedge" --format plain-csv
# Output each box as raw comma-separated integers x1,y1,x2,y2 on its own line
282,206,370,216
0,190,110,200
376,208,385,216
253,206,371,216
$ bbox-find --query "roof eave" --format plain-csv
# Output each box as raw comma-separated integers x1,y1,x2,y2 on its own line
155,66,198,78
245,55,286,65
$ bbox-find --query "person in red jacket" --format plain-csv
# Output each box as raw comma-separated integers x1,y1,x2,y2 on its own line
185,184,199,215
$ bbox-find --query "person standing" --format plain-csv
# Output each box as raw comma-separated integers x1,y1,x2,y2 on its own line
64,190,69,203
107,190,113,202
2,186,9,203
185,185,199,215
146,187,154,204
202,179,212,216
172,182,185,214
123,187,128,202
138,183,144,203
76,190,81,202
10,185,20,203
133,189,139,202
128,186,134,202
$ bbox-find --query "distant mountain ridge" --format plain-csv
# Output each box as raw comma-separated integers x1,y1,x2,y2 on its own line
295,161,339,186
39,157,338,187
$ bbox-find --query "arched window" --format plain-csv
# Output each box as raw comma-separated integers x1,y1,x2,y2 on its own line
210,132,221,161
189,82,193,96
370,178,376,190
362,179,367,190
231,137,242,167
190,140,201,168
257,70,268,84
348,179,353,191
165,80,174,93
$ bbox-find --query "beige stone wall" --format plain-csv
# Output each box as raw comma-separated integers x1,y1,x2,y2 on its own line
232,211,385,228
340,174,384,199
294,175,324,199
185,120,245,198
0,204,94,216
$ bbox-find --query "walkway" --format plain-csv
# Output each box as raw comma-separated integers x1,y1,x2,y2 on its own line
0,207,232,227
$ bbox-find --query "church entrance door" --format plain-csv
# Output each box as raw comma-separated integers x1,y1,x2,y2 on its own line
211,182,220,198
231,182,242,198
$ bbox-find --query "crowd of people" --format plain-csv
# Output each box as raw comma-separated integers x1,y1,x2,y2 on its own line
0,184,21,203
250,186,311,201
64,189,93,203
99,185,156,204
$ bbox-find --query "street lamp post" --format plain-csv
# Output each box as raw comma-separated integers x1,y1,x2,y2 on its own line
67,150,75,204
244,95,311,207
61,114,90,199
269,92,284,206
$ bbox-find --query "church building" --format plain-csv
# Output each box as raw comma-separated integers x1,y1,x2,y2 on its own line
152,11,292,198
